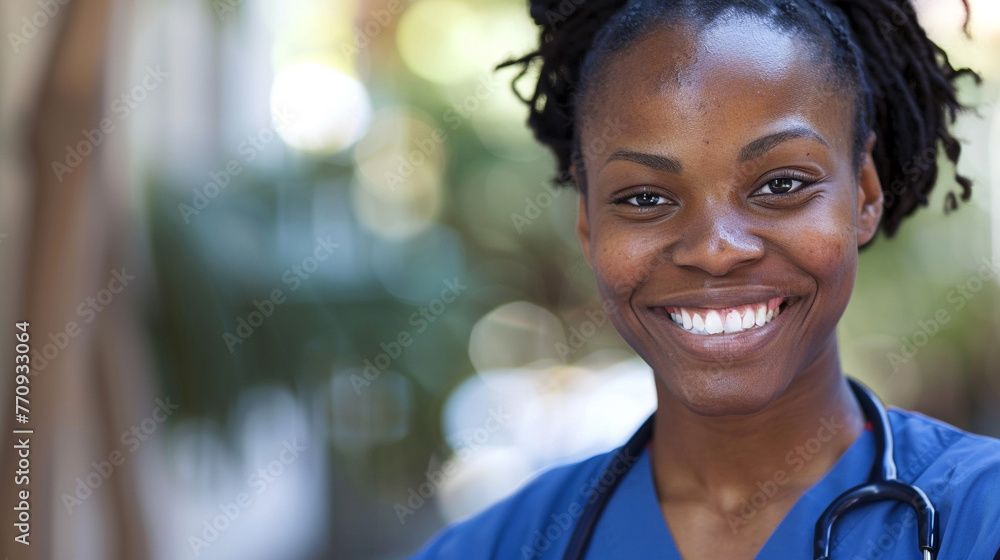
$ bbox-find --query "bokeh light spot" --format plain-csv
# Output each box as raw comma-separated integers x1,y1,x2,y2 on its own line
270,62,372,153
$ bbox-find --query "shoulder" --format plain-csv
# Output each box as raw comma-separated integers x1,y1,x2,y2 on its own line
887,407,1000,482
888,407,1000,556
407,451,612,560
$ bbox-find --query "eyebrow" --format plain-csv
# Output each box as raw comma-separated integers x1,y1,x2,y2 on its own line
738,127,829,163
600,126,829,174
603,151,683,174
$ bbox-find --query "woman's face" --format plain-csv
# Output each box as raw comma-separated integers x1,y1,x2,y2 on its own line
574,15,883,416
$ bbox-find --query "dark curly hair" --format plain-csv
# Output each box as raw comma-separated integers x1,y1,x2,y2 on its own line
498,0,980,240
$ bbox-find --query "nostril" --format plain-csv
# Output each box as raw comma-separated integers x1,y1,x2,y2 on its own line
671,228,765,277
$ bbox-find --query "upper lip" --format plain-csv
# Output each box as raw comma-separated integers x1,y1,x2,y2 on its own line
648,287,794,310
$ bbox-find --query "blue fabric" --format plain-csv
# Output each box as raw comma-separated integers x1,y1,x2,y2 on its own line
407,408,1000,559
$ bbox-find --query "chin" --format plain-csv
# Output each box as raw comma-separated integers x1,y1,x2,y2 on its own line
655,364,790,417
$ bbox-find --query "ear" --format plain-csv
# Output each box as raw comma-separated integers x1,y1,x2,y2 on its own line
571,164,593,268
856,132,884,247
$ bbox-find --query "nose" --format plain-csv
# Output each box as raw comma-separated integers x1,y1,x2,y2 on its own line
670,212,765,276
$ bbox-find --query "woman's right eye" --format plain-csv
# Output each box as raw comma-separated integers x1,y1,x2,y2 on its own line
622,193,667,207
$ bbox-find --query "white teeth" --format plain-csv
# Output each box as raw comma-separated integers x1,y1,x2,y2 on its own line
692,312,705,332
724,310,742,333
667,300,787,336
705,310,724,334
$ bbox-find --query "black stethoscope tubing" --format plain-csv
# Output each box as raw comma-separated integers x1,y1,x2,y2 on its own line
560,378,938,560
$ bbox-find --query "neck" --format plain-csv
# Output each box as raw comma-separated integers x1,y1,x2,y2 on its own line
648,344,866,515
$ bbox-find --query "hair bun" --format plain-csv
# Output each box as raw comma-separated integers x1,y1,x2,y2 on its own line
529,0,631,29
529,1,557,26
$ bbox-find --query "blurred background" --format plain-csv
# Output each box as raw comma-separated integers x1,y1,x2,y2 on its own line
0,0,998,558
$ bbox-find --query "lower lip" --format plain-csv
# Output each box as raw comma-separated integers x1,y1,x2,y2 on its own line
650,301,796,361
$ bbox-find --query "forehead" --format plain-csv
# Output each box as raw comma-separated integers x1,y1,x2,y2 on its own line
580,13,853,161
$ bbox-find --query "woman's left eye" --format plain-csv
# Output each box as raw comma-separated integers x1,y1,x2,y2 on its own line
756,177,804,196
624,193,667,207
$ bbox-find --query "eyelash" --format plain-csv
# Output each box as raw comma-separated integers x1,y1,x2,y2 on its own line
752,172,817,197
611,172,818,208
613,189,673,208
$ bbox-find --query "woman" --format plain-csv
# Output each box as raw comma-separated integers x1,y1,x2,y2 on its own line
409,0,1000,558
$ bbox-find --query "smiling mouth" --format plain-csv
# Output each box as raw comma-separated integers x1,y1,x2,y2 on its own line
664,298,789,336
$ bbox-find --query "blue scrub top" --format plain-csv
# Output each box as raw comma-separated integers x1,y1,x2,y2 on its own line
408,408,1000,559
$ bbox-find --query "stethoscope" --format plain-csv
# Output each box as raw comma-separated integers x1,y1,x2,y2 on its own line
561,378,939,560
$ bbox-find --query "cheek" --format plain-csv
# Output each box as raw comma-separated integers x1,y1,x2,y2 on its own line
589,219,669,300
782,200,859,303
